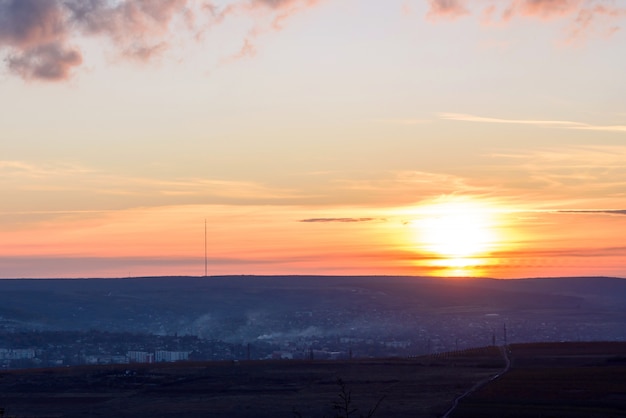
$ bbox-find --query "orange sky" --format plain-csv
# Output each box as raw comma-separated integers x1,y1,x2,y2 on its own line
1,1,625,279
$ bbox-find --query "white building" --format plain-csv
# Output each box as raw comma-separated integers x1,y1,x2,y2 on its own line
155,350,189,362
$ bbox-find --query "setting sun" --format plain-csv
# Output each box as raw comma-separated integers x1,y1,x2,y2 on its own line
411,199,501,276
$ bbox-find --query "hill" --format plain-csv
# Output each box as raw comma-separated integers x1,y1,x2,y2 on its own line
0,276,625,356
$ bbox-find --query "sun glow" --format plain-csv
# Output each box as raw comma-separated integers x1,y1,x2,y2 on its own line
412,198,501,276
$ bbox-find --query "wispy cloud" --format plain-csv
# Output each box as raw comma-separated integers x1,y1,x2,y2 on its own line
485,145,626,205
426,0,469,20
0,160,312,215
299,217,381,223
440,112,626,133
558,209,626,216
427,0,626,42
373,118,430,126
572,125,626,133
219,0,321,62
0,160,94,178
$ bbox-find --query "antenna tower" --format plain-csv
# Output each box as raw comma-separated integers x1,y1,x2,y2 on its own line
204,219,208,277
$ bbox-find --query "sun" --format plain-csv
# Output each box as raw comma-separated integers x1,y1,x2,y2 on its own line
411,198,500,275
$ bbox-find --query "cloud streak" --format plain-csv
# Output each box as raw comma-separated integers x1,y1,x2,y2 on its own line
440,112,626,133
484,145,626,206
299,217,380,223
558,209,626,216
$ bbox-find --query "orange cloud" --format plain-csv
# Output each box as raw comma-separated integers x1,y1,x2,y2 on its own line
426,0,469,20
503,0,583,20
428,0,626,41
503,0,626,40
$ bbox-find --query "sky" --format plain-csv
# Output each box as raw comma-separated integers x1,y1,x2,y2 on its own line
1,0,625,279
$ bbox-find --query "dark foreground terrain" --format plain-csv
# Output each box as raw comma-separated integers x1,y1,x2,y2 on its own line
0,347,505,418
451,342,626,418
2,342,625,417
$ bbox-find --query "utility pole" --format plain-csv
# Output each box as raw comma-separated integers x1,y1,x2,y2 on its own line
503,322,508,346
204,219,208,277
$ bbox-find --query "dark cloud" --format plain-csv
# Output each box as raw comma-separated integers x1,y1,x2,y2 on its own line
65,0,191,60
299,218,380,223
0,0,191,81
6,42,82,81
0,0,65,48
558,209,626,216
0,0,79,80
0,0,322,81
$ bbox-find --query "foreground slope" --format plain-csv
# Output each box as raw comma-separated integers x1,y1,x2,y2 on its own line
451,342,626,418
0,348,505,418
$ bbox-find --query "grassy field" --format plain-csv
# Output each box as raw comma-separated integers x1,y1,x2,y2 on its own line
0,348,505,418
450,342,626,418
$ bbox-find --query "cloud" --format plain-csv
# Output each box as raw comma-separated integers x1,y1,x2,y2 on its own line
571,124,626,133
65,0,191,60
0,160,92,178
0,0,81,80
427,0,469,20
491,245,626,260
505,0,626,41
440,112,626,133
0,0,193,80
299,217,380,223
428,0,626,41
251,0,319,26
440,112,584,126
558,209,626,216
6,42,82,81
0,0,321,81
503,0,582,20
222,0,320,62
485,145,626,205
0,1,64,47
373,118,430,125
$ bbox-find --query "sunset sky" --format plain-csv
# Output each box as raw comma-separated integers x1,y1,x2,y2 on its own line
1,0,625,279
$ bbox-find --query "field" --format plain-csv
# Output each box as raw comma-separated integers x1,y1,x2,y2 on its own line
0,348,505,418
3,342,625,417
451,342,626,418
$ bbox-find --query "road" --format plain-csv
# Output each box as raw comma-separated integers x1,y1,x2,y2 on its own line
441,346,511,418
